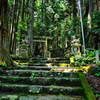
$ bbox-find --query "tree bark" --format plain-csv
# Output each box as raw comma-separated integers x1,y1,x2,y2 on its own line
87,0,92,33
28,0,34,57
0,0,16,67
9,0,17,53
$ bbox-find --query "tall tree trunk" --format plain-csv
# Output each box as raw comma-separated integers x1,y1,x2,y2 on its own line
9,0,20,53
0,0,16,67
87,0,92,34
19,0,25,44
73,0,77,17
28,0,34,57
21,0,25,22
85,0,93,47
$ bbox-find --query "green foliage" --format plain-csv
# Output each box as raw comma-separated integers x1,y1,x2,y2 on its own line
92,11,100,33
98,49,100,55
58,93,64,96
0,68,2,70
71,17,80,34
95,94,100,97
29,60,33,63
95,72,100,77
74,60,86,67
16,17,28,41
84,51,96,64
94,67,100,77
16,32,20,41
31,73,35,77
83,57,96,64
85,51,95,57
66,51,96,67
8,0,13,6
33,91,38,94
2,64,7,67
92,11,100,26
20,65,25,69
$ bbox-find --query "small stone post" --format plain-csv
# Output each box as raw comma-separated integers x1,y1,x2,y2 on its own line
96,50,99,63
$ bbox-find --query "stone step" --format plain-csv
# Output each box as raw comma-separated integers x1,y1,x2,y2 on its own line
0,93,85,100
29,63,47,66
28,63,70,66
19,95,85,100
0,76,81,86
32,58,68,60
12,57,68,61
31,58,69,63
5,66,77,71
13,58,69,63
11,66,52,70
17,63,71,67
31,60,69,63
0,83,83,95
29,60,69,63
0,70,79,78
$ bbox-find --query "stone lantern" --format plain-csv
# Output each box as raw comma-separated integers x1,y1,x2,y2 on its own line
71,43,81,54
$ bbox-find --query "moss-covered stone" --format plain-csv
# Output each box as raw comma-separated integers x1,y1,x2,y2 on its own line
0,95,18,100
78,72,96,100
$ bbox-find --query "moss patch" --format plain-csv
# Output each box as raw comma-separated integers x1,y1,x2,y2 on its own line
78,72,96,100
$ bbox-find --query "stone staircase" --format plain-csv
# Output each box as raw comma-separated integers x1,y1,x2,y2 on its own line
0,58,96,100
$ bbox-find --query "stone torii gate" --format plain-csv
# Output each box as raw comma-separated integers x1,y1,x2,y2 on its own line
33,36,53,58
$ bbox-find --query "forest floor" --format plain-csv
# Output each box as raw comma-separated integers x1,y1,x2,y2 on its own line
85,74,100,100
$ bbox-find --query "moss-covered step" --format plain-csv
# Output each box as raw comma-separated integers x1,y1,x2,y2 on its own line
0,94,85,100
14,66,52,70
0,83,83,95
31,58,68,60
0,76,80,86
12,57,68,61
11,57,30,60
30,60,69,63
31,58,69,63
0,70,79,77
12,57,47,60
13,58,69,65
1,65,50,70
3,66,78,71
12,58,69,65
27,63,70,66
18,95,84,100
0,69,95,99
